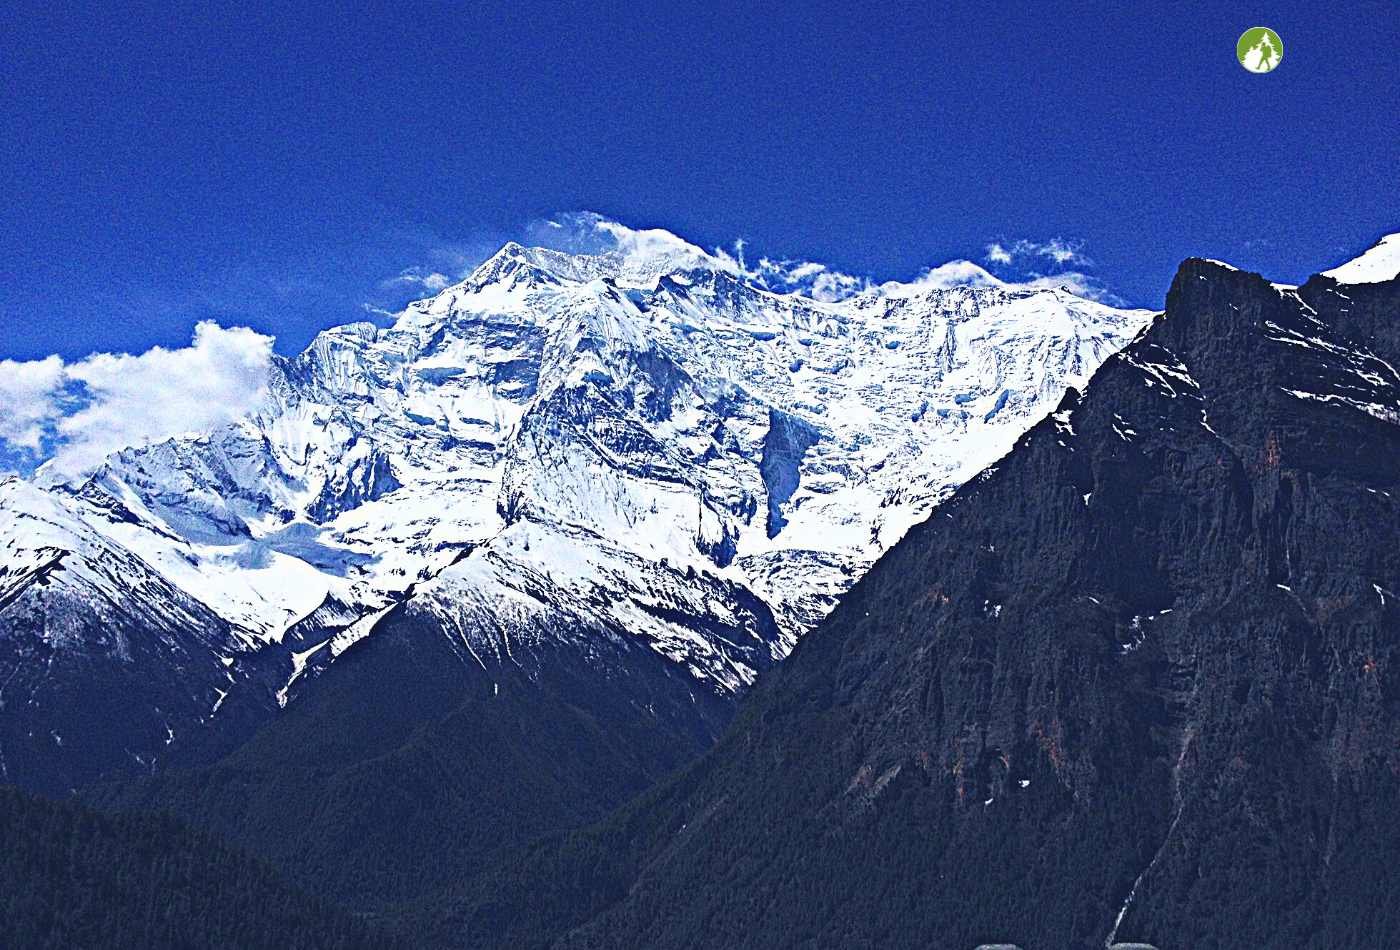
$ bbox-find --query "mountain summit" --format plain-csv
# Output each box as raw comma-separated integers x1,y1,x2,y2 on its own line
1,219,1150,805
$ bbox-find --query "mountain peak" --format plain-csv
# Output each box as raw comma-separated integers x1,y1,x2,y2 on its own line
403,217,1142,317
901,259,1005,292
446,218,732,301
458,241,565,292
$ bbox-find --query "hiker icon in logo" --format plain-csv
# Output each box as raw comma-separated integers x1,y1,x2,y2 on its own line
1238,27,1283,73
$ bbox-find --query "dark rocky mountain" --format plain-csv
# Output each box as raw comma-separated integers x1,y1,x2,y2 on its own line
0,477,284,795
91,602,734,911
0,785,395,949
424,252,1400,949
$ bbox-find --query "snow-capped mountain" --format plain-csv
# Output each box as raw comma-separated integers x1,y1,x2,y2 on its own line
1,218,1155,791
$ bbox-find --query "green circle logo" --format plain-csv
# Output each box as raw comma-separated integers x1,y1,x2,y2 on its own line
1237,27,1283,73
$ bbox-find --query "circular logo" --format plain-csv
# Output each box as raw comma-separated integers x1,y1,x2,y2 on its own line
1237,27,1283,73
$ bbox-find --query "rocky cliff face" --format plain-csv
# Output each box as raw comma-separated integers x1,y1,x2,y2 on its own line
0,219,1150,793
436,239,1400,950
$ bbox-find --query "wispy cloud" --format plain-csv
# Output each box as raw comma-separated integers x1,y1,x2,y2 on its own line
743,257,871,301
979,235,1124,303
985,243,1012,265
379,267,453,293
1019,272,1122,305
0,322,275,479
984,237,1091,268
362,231,505,320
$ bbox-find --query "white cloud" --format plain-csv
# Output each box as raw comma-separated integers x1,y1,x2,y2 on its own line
0,322,275,479
537,215,1119,305
740,256,871,302
0,355,64,450
984,237,1091,268
1035,238,1088,266
366,251,487,319
781,261,826,281
589,216,721,276
978,236,1122,302
985,242,1013,265
381,267,452,292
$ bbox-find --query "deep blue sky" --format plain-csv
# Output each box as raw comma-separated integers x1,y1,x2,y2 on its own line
2,0,1397,361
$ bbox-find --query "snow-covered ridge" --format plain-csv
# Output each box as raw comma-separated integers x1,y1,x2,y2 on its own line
1322,232,1400,285
0,218,1155,733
